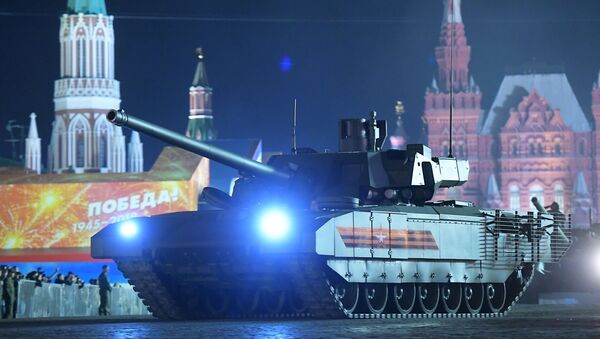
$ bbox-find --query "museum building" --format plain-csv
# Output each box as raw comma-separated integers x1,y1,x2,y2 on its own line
426,0,597,228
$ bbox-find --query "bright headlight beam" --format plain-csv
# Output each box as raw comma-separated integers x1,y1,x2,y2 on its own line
259,209,291,241
119,221,138,238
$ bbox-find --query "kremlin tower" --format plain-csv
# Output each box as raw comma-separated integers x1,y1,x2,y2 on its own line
44,0,141,173
186,48,217,141
424,0,482,202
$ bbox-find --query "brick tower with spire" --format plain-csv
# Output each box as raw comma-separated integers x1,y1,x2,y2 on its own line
186,47,217,141
424,0,482,201
48,0,137,173
422,0,598,228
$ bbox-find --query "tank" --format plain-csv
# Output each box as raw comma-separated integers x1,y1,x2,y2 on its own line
91,109,571,319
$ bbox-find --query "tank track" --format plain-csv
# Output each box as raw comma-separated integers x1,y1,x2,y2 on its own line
116,256,534,320
115,260,188,320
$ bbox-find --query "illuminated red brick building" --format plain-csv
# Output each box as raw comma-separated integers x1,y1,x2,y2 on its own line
426,0,596,227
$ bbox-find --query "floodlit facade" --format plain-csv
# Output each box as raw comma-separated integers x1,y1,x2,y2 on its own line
426,0,596,227
45,0,141,173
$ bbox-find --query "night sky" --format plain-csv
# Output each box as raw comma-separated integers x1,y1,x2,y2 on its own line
2,0,600,168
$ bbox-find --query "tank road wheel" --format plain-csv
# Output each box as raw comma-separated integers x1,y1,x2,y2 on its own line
440,284,462,314
236,287,260,315
334,282,360,314
205,289,230,317
485,283,506,313
364,283,389,314
417,283,439,314
262,288,286,314
463,283,484,314
393,283,416,314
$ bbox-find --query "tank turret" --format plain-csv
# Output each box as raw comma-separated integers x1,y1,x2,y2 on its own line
107,109,468,206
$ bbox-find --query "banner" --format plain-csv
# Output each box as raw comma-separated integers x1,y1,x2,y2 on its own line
0,147,208,260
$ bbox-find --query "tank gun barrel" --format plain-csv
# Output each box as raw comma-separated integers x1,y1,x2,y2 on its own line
106,109,291,181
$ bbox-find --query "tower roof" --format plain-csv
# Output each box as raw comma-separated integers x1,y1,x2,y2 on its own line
192,47,210,87
27,113,39,139
435,0,470,92
442,0,462,24
481,73,591,134
67,0,107,15
431,76,439,92
130,131,141,144
574,172,589,195
486,173,500,197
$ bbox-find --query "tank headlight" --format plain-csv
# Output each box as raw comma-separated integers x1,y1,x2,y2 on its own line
258,209,291,241
119,221,138,238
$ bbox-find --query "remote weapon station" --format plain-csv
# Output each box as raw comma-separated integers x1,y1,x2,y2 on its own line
92,108,571,319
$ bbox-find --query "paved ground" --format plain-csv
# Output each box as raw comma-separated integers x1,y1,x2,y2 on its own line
1,305,600,338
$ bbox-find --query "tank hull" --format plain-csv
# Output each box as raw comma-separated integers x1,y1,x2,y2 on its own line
91,204,569,319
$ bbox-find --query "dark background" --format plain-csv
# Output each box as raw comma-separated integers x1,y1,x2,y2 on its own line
1,0,600,168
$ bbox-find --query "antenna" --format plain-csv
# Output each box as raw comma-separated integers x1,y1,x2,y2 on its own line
292,98,297,154
447,0,455,158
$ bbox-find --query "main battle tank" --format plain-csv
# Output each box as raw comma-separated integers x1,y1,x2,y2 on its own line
92,109,571,319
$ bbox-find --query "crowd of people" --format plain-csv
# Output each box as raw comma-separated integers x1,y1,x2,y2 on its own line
26,268,88,288
1,264,105,319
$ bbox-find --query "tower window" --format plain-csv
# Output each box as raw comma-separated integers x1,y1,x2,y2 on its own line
554,143,561,155
98,136,107,167
96,39,105,78
97,123,109,168
529,144,535,155
57,127,64,168
537,144,543,155
75,121,85,168
77,39,84,77
510,140,518,156
579,141,585,155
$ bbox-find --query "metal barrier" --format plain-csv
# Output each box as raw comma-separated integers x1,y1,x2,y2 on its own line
11,280,150,318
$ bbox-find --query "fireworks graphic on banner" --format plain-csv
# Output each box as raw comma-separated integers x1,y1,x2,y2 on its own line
0,148,208,252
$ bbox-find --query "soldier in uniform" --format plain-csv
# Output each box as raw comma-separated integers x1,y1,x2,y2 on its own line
98,265,112,316
11,266,19,318
2,269,15,319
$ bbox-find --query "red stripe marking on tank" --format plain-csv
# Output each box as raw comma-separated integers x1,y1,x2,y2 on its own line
344,242,439,250
341,238,438,246
336,226,439,250
339,236,436,243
